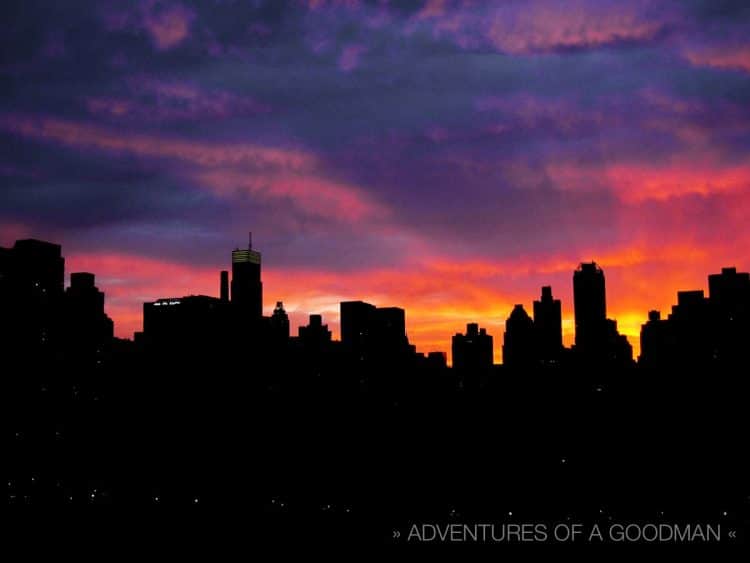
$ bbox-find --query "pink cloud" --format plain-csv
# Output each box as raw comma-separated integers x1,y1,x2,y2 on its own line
487,1,663,54
415,0,448,20
410,0,667,54
0,114,313,169
86,98,134,118
0,113,387,224
196,169,389,223
85,78,270,121
475,94,610,131
100,1,195,51
476,89,749,152
338,44,366,72
141,0,195,50
683,46,750,74
546,157,750,203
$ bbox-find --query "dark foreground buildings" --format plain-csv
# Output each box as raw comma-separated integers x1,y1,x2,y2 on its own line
572,262,633,367
502,306,535,368
4,235,750,541
0,239,65,361
139,234,274,368
142,295,232,358
534,286,563,365
64,272,114,368
453,322,494,371
340,300,412,365
502,265,632,370
502,286,566,368
452,323,494,390
640,266,750,369
0,239,114,371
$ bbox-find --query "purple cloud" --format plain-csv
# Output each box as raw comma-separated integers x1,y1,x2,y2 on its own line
101,0,195,51
85,77,270,122
338,44,366,71
141,0,195,50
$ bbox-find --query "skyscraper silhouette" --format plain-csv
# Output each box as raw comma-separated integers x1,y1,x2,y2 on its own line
573,262,606,356
533,286,563,364
0,239,65,358
640,266,750,368
220,270,229,302
452,323,493,371
708,267,750,365
64,272,114,366
141,294,234,378
668,290,712,366
298,314,332,348
708,267,750,320
373,307,409,356
503,305,536,368
639,310,671,368
231,233,263,319
573,262,632,365
341,300,377,361
340,301,411,363
270,301,290,341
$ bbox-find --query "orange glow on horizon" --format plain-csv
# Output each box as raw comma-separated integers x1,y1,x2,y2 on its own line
58,247,741,366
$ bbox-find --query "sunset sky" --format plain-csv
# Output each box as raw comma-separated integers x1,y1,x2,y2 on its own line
2,0,750,362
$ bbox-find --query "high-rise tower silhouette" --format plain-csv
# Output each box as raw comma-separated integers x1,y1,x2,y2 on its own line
573,262,633,365
270,301,290,341
0,239,65,357
533,286,563,364
573,262,607,356
453,323,493,371
64,272,114,359
231,233,263,319
708,267,750,320
340,301,411,363
341,300,377,361
220,270,229,302
503,305,535,368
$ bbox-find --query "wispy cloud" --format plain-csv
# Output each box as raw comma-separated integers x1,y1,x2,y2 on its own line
86,77,270,122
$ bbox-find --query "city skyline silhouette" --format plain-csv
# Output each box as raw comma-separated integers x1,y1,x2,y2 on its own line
5,233,750,367
4,233,750,545
3,0,750,545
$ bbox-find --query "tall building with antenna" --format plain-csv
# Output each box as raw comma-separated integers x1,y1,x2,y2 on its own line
231,232,263,319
